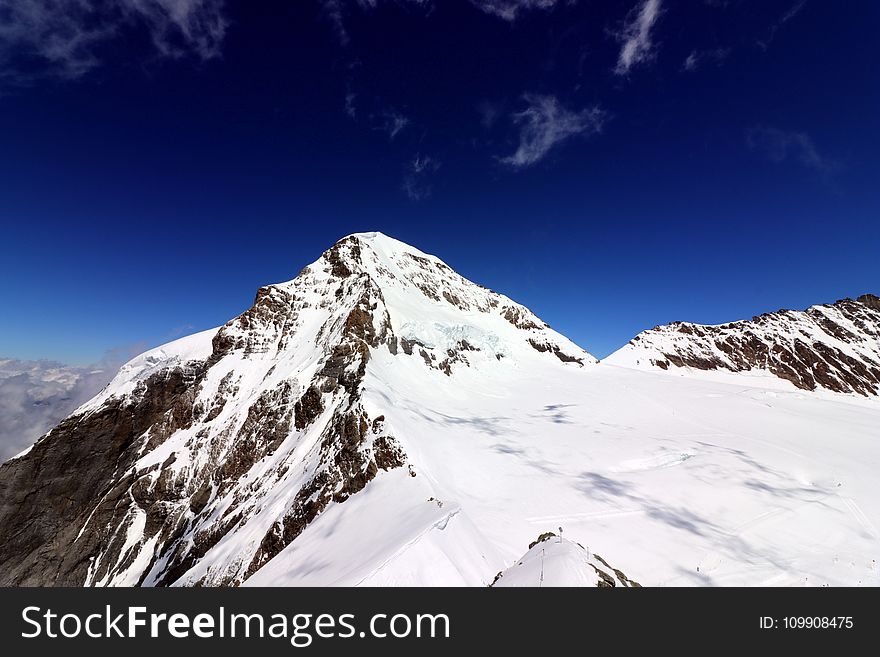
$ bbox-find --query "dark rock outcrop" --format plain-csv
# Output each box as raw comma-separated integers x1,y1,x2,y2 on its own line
528,338,585,365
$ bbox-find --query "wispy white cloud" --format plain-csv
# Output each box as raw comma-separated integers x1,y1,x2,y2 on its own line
612,0,663,76
470,0,570,21
321,0,353,45
402,153,440,200
375,108,410,139
781,0,808,24
682,47,730,72
746,125,836,174
757,0,808,50
500,93,608,169
132,0,227,59
0,0,227,83
344,90,357,118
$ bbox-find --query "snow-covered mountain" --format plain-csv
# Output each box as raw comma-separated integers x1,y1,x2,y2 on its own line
0,232,590,586
605,295,880,397
1,233,878,587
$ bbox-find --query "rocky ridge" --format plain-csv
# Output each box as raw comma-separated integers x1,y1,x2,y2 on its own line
605,295,880,396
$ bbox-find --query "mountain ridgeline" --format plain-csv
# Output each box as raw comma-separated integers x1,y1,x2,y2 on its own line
606,295,880,396
0,232,877,588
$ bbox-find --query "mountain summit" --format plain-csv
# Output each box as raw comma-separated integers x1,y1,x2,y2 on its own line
0,232,591,586
1,234,878,588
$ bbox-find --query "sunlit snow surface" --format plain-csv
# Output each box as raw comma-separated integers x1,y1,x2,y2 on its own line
250,357,880,587
491,537,628,587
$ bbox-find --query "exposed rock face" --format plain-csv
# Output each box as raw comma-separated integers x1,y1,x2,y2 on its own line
0,232,590,587
0,365,206,585
605,295,880,396
527,338,585,365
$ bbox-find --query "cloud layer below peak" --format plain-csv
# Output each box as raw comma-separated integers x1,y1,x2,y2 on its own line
0,348,142,463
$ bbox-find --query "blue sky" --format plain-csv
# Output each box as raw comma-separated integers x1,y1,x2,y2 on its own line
0,0,878,363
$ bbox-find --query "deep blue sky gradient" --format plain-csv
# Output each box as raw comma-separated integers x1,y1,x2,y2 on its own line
1,0,878,362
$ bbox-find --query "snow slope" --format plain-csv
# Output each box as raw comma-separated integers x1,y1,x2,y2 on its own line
252,351,880,587
1,232,878,588
491,534,640,587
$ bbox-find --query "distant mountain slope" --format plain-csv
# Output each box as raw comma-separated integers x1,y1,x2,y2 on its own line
605,295,880,396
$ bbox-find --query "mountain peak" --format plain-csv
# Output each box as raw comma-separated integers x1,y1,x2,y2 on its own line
0,233,593,587
321,231,438,274
344,231,435,256
259,232,595,371
323,231,443,266
315,231,465,294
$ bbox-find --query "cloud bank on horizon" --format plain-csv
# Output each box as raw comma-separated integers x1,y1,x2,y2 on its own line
0,350,139,462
